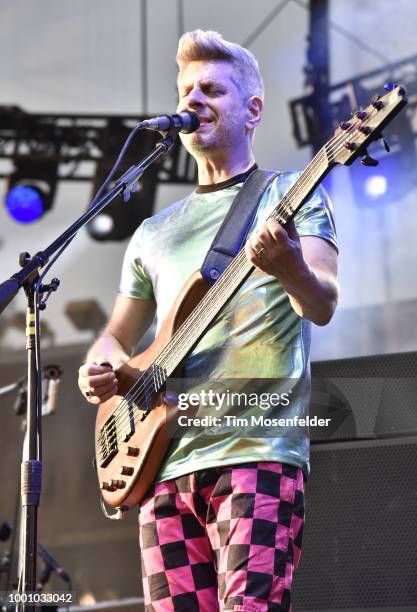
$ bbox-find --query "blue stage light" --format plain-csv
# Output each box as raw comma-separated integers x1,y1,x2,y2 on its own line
348,110,416,208
5,184,45,223
5,160,58,224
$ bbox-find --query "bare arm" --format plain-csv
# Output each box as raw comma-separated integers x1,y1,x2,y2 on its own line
78,295,155,404
246,218,338,326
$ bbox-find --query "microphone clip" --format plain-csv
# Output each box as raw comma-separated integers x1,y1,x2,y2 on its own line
117,130,177,202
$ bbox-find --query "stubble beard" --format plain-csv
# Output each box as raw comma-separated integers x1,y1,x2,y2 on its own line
180,115,245,160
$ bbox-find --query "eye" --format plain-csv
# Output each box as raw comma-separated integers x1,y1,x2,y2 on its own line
204,85,224,96
180,87,192,98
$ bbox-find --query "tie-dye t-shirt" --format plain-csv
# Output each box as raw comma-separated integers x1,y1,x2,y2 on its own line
118,171,337,480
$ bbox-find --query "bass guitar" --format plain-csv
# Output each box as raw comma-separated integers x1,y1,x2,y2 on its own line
95,83,407,515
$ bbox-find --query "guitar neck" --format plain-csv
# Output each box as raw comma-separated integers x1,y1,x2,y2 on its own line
271,148,332,225
154,147,332,380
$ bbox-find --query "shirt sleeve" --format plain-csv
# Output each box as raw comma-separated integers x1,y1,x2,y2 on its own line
118,222,155,300
252,171,338,252
294,181,338,252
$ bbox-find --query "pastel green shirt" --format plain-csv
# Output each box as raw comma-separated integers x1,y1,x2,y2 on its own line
118,171,337,480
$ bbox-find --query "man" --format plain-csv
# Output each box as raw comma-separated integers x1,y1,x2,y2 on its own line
78,30,338,611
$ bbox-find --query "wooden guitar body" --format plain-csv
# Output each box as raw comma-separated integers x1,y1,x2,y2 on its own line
95,271,211,509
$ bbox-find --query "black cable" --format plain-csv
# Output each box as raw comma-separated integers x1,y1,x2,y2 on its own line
292,0,391,66
29,120,143,518
33,120,142,288
242,0,292,48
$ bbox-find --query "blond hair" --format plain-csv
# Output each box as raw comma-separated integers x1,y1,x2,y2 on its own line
176,29,264,100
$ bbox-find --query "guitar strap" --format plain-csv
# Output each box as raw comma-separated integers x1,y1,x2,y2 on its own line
201,168,280,285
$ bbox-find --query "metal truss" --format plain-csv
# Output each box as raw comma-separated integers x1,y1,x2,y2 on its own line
0,106,197,184
289,54,417,149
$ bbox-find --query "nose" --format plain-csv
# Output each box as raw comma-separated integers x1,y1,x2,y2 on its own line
186,86,206,108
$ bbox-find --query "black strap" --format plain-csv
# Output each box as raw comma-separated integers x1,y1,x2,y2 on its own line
201,169,279,285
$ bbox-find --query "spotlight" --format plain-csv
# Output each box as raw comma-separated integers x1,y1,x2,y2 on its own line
346,94,416,208
87,122,159,242
364,175,388,199
88,213,114,237
5,160,58,223
87,172,158,242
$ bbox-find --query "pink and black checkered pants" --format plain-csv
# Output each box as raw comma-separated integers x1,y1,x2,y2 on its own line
139,462,305,611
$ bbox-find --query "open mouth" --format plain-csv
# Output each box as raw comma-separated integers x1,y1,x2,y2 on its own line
198,117,213,125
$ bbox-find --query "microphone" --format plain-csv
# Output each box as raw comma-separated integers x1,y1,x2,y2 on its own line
42,365,63,416
138,110,200,134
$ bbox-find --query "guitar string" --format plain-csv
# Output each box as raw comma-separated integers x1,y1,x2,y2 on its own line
97,117,364,455
97,114,373,455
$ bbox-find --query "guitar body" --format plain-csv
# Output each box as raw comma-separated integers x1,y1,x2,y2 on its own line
95,271,211,509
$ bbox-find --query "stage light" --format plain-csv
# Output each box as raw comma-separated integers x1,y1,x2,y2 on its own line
6,184,45,223
88,213,114,237
364,175,388,199
87,172,158,242
86,122,159,242
5,160,58,223
348,103,416,208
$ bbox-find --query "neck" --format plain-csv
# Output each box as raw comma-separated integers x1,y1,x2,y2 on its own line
195,147,256,186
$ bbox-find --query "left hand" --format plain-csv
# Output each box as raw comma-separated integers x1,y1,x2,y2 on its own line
245,217,339,325
245,218,304,282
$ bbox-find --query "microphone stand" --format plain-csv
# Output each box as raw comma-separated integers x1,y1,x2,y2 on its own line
0,129,177,610
0,370,63,602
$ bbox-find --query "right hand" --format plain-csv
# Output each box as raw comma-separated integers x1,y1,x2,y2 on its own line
78,362,118,404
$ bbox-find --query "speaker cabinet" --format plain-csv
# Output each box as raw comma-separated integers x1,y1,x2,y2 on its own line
293,351,417,610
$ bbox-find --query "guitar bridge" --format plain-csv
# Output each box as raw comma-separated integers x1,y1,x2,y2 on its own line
99,398,139,468
99,414,118,468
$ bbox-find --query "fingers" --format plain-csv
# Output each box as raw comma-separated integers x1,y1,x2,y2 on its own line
84,382,119,405
245,236,265,264
79,362,113,377
245,218,301,272
78,361,118,404
245,221,277,267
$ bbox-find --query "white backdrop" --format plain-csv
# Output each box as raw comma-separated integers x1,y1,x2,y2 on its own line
0,0,416,360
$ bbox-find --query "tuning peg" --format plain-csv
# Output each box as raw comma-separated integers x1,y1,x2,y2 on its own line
355,110,367,120
340,121,351,130
361,151,379,167
379,133,390,152
371,95,383,110
384,82,397,92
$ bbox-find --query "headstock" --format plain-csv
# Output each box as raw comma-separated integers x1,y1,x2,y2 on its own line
326,83,408,166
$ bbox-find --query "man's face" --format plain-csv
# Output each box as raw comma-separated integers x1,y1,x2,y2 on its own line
177,60,249,157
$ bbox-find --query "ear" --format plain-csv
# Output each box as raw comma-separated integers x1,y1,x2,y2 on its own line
245,95,263,133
